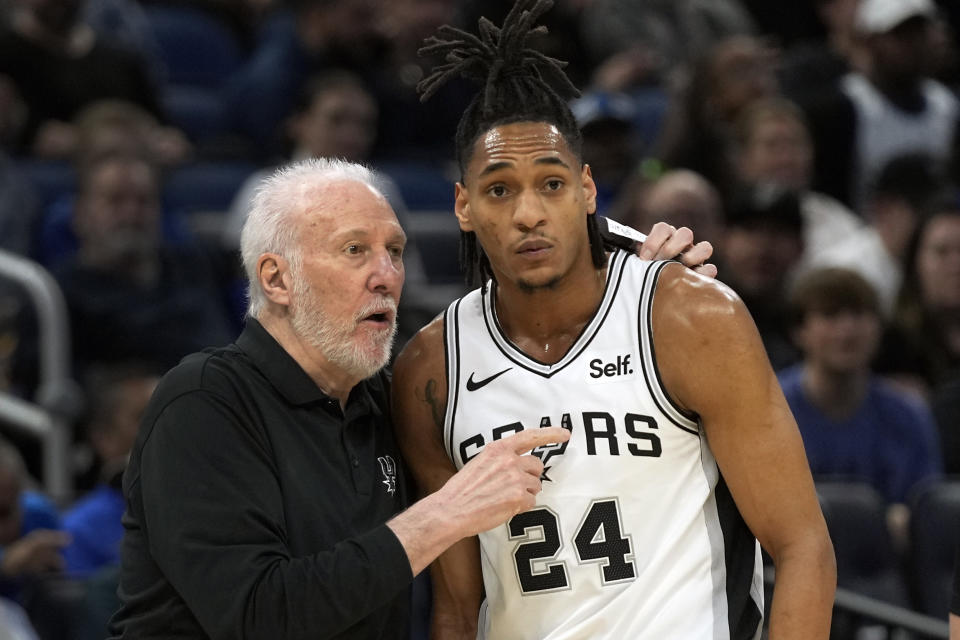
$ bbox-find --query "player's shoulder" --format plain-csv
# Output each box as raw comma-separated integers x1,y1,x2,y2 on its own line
652,262,748,326
393,311,446,385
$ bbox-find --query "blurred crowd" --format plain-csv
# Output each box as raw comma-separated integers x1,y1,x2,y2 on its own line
0,0,958,637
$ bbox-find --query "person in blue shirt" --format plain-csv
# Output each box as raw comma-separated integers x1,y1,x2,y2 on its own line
778,266,942,541
62,366,158,578
0,438,67,599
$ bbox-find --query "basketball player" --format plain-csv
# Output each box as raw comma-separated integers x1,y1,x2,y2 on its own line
391,1,836,638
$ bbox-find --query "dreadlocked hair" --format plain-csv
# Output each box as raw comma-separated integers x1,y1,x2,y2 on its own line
419,0,606,289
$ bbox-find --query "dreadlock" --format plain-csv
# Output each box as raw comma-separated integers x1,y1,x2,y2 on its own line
418,0,605,288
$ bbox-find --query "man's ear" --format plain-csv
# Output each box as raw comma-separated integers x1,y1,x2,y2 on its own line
582,164,598,215
454,182,474,232
257,253,292,308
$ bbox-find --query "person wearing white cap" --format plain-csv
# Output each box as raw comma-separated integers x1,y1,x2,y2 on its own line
854,0,936,35
805,0,958,212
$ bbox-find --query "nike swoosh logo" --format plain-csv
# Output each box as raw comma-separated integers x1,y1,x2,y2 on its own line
465,367,513,391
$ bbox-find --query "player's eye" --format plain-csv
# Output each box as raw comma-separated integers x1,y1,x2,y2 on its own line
545,179,564,191
488,184,508,198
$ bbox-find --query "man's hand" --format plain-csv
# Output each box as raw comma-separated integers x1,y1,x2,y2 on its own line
438,427,570,535
388,426,571,576
639,222,717,279
598,217,717,278
0,529,70,578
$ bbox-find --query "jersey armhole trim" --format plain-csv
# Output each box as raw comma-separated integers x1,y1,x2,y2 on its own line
443,299,462,466
638,260,700,436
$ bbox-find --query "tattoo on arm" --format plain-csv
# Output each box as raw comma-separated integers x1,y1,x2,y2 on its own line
423,379,445,437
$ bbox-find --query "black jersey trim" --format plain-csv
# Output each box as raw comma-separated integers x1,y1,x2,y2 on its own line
637,261,699,436
715,474,764,639
444,299,463,465
645,261,700,424
479,250,629,378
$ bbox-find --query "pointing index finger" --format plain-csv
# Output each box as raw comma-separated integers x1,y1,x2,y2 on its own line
506,426,571,454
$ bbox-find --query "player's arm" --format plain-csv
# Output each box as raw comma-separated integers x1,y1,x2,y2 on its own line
389,318,486,638
653,264,836,639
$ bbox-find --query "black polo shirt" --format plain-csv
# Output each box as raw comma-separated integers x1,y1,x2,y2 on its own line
109,318,413,639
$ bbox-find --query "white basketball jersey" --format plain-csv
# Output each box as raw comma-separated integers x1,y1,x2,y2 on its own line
443,250,764,640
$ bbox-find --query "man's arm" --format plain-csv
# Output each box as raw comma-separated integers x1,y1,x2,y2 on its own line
390,318,482,639
653,264,836,638
135,354,564,640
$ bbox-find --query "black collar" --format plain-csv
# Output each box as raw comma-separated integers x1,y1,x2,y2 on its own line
235,318,382,416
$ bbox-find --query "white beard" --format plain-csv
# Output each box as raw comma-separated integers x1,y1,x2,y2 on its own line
289,272,397,381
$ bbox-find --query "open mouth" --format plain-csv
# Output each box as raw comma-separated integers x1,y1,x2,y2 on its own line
360,310,393,328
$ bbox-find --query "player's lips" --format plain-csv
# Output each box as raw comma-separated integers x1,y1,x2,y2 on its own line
515,239,553,257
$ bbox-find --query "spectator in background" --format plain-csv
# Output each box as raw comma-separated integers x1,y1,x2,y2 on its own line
778,0,865,106
569,91,643,210
0,437,69,640
779,267,942,545
0,153,39,257
805,0,959,209
80,0,164,87
71,100,191,169
721,183,806,370
0,440,65,593
878,192,960,388
224,0,472,160
34,99,193,269
63,367,158,579
806,152,945,316
611,168,724,249
222,0,385,153
0,0,164,158
732,97,864,272
52,150,236,376
579,0,754,77
655,35,779,198
369,0,472,159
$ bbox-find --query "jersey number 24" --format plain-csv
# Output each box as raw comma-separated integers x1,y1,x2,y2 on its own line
509,498,635,594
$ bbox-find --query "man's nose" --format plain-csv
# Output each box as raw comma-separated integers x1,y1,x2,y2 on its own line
368,248,404,294
513,189,547,231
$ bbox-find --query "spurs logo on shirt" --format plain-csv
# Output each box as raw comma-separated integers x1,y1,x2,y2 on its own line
442,250,765,640
377,455,397,495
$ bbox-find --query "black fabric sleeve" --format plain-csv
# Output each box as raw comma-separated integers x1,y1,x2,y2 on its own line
134,389,413,640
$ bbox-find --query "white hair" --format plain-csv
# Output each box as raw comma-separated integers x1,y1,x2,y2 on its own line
240,157,382,318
